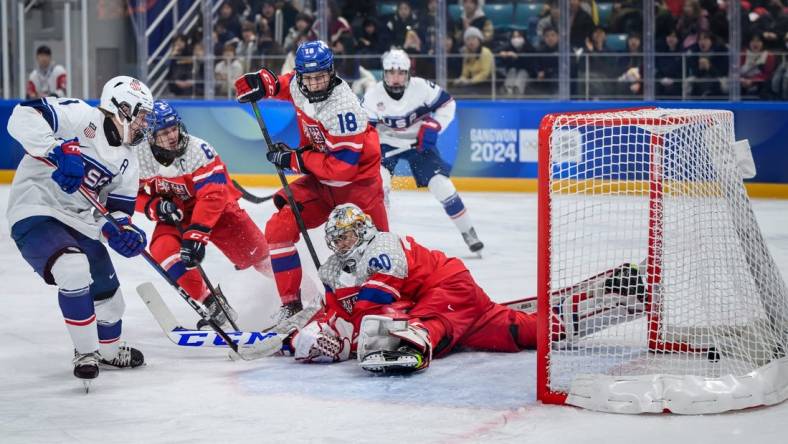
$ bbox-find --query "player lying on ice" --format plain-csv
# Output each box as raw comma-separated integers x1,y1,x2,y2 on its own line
7,76,152,385
135,100,271,330
233,40,389,330
284,204,650,374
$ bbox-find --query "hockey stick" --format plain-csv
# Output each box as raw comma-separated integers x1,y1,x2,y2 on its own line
175,224,240,332
232,179,274,204
137,282,289,353
34,152,252,359
248,101,321,270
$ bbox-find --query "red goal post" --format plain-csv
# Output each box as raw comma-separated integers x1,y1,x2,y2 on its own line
536,107,788,414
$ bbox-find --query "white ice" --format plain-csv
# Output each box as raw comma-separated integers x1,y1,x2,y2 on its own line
1,185,787,443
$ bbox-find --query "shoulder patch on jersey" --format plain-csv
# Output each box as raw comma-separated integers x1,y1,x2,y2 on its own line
83,122,97,139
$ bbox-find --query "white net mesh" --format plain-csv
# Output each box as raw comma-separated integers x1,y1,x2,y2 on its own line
542,108,788,413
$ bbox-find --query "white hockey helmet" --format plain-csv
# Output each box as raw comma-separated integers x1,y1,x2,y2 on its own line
99,75,154,145
325,204,377,258
381,49,411,98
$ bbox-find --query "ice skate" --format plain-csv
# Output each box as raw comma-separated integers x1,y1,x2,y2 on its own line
359,346,427,374
196,293,239,331
99,343,145,369
462,227,484,256
73,351,100,393
266,299,304,334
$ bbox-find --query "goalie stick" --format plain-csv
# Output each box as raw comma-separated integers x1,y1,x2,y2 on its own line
232,179,274,204
137,282,291,353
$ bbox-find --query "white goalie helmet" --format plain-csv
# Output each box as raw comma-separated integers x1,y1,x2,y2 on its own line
99,75,154,145
381,49,411,97
325,204,377,258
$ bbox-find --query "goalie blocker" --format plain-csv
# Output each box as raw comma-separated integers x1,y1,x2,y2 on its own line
356,262,648,374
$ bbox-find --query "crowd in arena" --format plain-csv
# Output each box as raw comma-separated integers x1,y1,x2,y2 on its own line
163,0,788,100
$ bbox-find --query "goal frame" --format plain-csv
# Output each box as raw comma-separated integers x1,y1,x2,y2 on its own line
535,107,788,413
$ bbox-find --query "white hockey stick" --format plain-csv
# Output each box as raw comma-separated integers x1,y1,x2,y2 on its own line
137,282,288,356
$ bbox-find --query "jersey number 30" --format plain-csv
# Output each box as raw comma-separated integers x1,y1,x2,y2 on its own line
337,113,357,133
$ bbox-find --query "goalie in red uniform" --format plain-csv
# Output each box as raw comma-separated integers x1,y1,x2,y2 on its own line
234,40,388,328
136,100,271,330
285,204,648,374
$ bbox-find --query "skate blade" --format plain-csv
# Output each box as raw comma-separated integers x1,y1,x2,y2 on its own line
81,379,92,394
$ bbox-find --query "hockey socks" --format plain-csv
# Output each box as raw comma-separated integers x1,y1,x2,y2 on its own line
58,288,99,355
269,244,302,305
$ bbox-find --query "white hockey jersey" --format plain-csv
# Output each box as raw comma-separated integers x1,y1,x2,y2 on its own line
361,77,455,157
27,64,67,98
6,97,140,239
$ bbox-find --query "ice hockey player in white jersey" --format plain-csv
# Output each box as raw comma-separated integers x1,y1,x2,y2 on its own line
6,76,153,387
362,49,484,254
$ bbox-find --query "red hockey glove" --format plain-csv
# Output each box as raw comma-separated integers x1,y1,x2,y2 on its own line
180,224,210,269
235,67,280,103
144,196,183,225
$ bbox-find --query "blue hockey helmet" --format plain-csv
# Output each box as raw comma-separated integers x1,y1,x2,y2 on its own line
294,40,339,103
147,99,189,165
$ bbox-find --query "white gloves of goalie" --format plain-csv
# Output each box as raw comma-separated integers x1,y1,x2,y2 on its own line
292,314,354,363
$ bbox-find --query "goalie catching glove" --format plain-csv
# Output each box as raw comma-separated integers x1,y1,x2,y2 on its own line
292,313,353,363
357,315,432,374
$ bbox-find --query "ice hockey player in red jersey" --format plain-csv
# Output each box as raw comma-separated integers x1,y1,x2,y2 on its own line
285,204,649,373
135,100,270,330
234,40,388,329
287,204,536,373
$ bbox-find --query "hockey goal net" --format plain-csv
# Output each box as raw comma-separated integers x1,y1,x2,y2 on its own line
537,108,788,414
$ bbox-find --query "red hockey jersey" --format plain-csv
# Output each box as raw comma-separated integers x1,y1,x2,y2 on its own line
273,72,381,187
318,232,468,329
134,135,241,230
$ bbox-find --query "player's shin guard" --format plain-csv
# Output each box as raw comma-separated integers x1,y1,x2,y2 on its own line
269,243,302,305
51,252,97,354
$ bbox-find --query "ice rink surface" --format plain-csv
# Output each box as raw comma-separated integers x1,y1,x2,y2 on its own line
1,185,787,443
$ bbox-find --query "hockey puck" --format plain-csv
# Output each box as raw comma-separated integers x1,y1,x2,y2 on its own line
707,348,720,362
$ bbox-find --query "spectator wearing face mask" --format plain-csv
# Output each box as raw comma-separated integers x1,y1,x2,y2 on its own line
497,30,534,96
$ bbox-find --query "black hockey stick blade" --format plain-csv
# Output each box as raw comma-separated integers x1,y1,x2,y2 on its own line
232,179,274,204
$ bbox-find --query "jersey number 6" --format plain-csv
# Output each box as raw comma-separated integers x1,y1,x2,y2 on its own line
337,113,357,133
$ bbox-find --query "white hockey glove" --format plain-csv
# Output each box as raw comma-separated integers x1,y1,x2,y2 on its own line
292,314,353,363
357,315,432,374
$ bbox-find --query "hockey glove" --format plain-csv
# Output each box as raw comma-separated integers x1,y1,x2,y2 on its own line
293,314,354,363
102,217,147,258
266,142,307,172
144,196,183,225
49,138,85,194
180,224,210,269
235,67,280,103
413,118,441,153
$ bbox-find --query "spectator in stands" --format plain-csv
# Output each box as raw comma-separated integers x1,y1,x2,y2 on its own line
676,0,710,49
423,35,464,81
569,0,595,50
237,21,259,71
215,43,245,97
615,33,643,96
283,13,316,53
740,32,778,97
770,31,788,99
333,36,377,97
536,2,560,42
531,26,559,95
688,55,724,97
256,0,281,46
497,29,534,96
167,35,196,98
357,17,391,70
687,31,728,78
341,0,376,31
608,1,644,36
315,0,353,46
26,45,67,99
256,16,286,74
656,29,684,97
458,0,494,44
453,26,494,95
387,1,421,48
583,26,617,97
419,0,450,55
218,1,242,42
191,42,206,97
